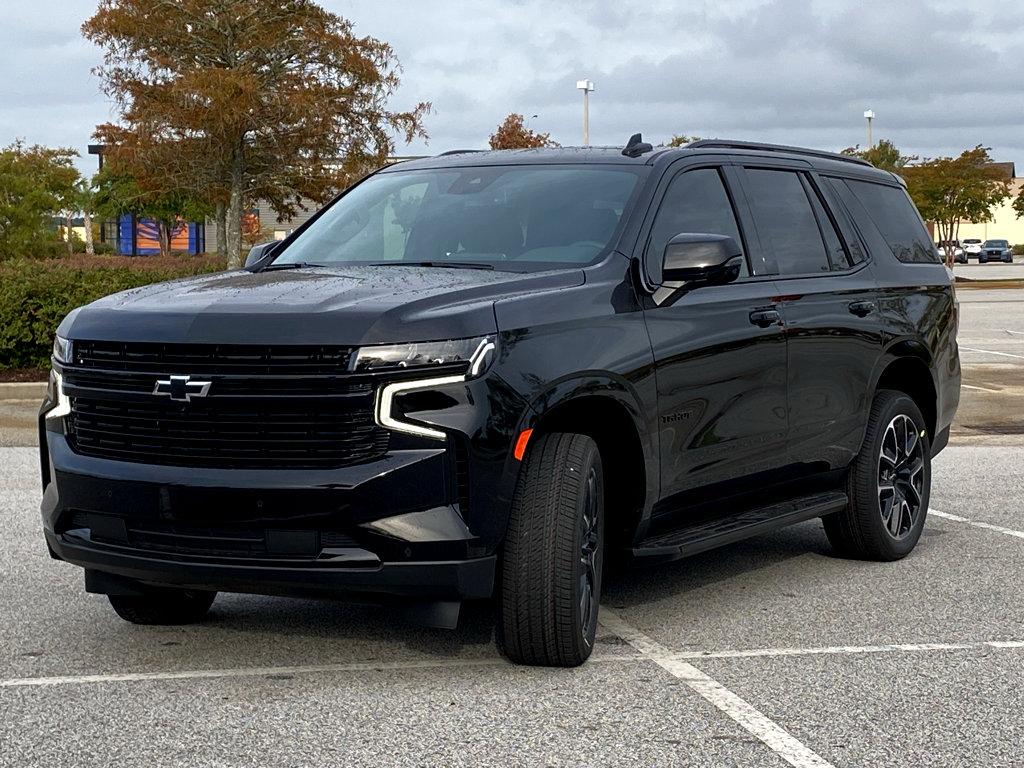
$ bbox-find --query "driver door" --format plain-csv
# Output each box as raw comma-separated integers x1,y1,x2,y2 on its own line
640,164,789,508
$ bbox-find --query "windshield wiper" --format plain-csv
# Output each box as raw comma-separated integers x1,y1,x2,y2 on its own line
261,261,327,271
368,260,495,270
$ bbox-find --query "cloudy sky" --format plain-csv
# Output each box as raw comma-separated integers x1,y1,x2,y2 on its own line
3,0,1023,175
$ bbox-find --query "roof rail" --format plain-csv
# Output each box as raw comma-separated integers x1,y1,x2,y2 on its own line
438,149,486,156
686,139,873,167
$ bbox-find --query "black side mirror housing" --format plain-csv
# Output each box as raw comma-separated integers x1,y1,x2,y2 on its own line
662,233,744,287
244,241,280,269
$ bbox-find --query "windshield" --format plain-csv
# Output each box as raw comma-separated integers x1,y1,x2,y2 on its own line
964,239,981,244
983,240,1008,247
271,165,643,271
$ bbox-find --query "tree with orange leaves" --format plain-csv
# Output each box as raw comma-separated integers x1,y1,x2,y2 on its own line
489,114,558,150
83,0,430,268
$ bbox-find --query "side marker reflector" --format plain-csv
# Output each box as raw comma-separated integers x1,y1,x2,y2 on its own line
514,429,534,461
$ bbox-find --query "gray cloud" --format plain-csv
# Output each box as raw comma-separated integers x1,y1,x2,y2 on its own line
3,0,1024,175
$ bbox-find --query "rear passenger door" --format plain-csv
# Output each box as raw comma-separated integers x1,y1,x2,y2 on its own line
640,163,789,505
736,164,884,472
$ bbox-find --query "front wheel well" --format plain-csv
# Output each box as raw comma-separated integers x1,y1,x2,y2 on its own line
875,357,937,438
530,395,647,543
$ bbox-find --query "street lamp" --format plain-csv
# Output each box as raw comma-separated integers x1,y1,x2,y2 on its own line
577,79,595,146
863,109,875,149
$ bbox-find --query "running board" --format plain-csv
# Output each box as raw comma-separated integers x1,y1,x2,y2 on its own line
632,491,848,563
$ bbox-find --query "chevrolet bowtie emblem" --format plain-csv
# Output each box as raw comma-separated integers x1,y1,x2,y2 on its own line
153,375,212,402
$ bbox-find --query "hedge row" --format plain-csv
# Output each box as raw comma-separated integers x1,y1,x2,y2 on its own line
0,255,226,370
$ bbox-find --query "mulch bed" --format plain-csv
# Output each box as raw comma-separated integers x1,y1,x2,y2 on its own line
0,368,49,383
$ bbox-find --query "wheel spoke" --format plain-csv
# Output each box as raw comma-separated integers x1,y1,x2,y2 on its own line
904,421,918,457
579,581,592,631
888,495,904,536
880,493,895,522
903,481,922,508
906,456,924,480
880,443,898,468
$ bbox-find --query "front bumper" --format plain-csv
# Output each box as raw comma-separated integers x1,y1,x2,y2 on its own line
41,425,501,601
44,528,495,601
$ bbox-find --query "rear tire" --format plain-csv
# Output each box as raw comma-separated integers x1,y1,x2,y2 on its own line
108,588,217,625
824,390,930,561
497,432,604,667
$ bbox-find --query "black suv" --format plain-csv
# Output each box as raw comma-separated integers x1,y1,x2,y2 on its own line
40,138,960,667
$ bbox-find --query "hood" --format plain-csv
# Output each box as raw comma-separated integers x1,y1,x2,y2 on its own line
61,265,585,346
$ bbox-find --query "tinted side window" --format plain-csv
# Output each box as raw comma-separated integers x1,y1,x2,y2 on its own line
744,169,831,275
804,179,853,271
646,168,748,279
844,179,938,264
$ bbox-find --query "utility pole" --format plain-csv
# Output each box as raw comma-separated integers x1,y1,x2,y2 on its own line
863,109,875,148
577,79,594,146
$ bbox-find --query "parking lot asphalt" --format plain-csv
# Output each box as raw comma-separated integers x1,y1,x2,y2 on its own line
953,255,1024,281
2,288,1023,767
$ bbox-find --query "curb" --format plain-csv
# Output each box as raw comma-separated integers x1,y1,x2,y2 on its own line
0,382,47,401
955,279,1024,289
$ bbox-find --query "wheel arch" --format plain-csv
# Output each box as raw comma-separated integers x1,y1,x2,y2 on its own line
870,348,938,440
518,377,657,545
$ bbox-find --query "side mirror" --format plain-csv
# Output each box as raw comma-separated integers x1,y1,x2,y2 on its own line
244,241,280,269
662,233,743,287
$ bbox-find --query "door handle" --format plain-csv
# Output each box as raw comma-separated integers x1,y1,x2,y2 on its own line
748,308,781,328
848,300,875,317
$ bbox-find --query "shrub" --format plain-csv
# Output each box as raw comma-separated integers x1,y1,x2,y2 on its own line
0,255,226,370
1013,244,1024,256
91,241,117,255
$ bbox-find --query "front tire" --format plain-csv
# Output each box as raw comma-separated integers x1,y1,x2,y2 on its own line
497,432,604,667
108,588,217,625
824,390,930,561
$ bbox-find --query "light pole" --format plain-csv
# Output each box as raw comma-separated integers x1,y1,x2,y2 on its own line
863,109,875,149
577,79,594,146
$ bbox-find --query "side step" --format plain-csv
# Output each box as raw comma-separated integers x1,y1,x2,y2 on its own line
632,491,848,563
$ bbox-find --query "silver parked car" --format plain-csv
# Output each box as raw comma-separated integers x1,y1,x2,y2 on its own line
978,239,1013,264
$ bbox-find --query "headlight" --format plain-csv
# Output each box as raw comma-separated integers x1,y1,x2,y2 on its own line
44,370,71,419
352,336,496,378
366,336,497,441
52,335,72,365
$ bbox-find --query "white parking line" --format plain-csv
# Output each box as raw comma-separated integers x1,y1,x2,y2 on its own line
599,608,832,768
961,384,1001,392
0,657,511,688
929,508,1024,540
671,639,1024,660
0,652,644,689
960,346,1024,360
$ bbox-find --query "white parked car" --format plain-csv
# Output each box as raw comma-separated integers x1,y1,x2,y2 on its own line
962,238,983,257
937,240,965,263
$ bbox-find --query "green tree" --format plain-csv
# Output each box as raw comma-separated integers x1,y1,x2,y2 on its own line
841,139,913,173
901,146,1010,267
0,142,80,259
83,0,429,268
664,135,701,147
489,114,558,150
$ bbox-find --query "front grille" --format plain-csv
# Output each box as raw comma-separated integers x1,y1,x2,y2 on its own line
68,397,389,469
64,369,373,397
63,341,389,469
73,341,354,375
